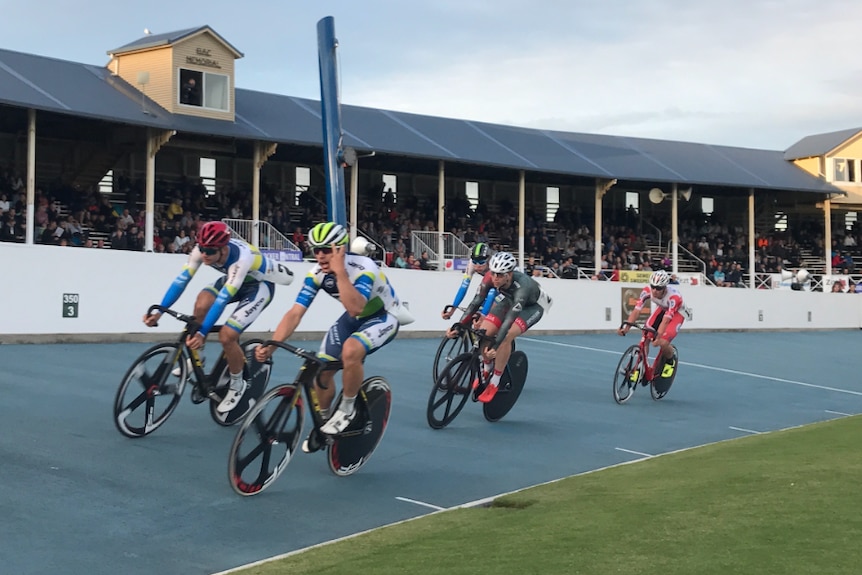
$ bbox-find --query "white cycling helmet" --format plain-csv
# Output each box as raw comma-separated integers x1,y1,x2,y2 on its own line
489,251,517,274
650,270,670,288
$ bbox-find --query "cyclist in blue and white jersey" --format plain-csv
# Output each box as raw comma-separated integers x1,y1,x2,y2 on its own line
143,220,295,414
441,242,496,321
255,222,410,446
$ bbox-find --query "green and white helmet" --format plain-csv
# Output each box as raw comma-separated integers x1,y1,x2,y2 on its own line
308,222,348,247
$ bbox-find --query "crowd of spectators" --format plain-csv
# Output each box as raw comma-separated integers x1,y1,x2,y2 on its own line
4,165,862,289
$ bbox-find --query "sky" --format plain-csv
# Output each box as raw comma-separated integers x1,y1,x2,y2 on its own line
2,0,862,151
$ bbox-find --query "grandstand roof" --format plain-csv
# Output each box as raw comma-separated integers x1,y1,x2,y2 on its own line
783,127,862,161
0,46,841,195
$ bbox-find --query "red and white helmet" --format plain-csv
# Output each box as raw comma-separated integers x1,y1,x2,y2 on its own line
198,221,231,248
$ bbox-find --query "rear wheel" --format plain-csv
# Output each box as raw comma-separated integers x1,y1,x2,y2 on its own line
483,351,528,422
427,352,475,429
651,346,678,400
228,384,304,496
327,376,392,476
209,340,273,427
114,343,187,438
613,345,642,404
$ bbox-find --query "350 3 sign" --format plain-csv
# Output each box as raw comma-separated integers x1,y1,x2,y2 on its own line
63,293,79,318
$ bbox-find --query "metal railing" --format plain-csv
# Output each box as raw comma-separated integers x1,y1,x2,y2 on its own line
410,231,470,264
222,219,300,251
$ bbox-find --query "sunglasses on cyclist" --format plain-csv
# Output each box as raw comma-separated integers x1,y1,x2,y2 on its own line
650,284,667,291
200,247,221,256
472,258,487,266
491,271,509,277
312,246,333,255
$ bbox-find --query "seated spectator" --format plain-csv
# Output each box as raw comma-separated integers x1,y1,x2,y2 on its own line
712,263,726,286
419,250,431,270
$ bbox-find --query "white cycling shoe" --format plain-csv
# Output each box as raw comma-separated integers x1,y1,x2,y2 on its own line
319,407,357,435
217,381,247,413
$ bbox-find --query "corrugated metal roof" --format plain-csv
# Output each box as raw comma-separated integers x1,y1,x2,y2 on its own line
784,127,862,161
107,26,244,58
0,45,843,195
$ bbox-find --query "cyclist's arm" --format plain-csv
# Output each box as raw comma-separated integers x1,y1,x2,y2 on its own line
450,272,472,309
198,254,254,336
157,251,204,311
460,279,492,325
480,287,497,315
622,287,650,327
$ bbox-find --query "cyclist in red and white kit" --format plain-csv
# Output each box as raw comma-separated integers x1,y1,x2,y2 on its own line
618,270,685,378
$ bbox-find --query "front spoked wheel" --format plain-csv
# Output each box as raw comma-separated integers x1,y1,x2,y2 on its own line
651,346,678,400
432,333,471,382
427,352,475,429
114,343,187,438
228,384,304,496
613,345,642,405
327,376,392,477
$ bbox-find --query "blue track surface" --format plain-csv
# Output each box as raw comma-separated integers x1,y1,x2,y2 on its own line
1,331,860,575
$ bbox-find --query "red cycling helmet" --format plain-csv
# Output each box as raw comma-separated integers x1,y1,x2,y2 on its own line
198,221,231,248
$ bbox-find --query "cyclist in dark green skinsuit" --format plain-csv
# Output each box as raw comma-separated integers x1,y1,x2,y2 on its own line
446,251,552,402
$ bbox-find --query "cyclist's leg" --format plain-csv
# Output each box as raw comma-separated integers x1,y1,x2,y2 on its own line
479,304,543,402
475,302,506,389
657,315,683,378
217,282,274,413
321,311,398,435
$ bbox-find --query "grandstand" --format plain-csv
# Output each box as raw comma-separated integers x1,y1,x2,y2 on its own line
2,25,862,290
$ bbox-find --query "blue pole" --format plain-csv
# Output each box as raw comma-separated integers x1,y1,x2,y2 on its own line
317,16,347,226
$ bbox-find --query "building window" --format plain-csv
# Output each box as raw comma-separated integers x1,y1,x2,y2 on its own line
834,158,855,183
547,186,560,222
200,158,216,196
774,211,788,231
625,191,639,212
465,181,479,211
382,174,397,204
701,197,714,215
846,211,857,231
295,166,310,206
179,68,229,111
99,170,113,194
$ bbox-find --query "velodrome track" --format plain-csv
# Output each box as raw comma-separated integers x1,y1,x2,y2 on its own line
2,330,861,575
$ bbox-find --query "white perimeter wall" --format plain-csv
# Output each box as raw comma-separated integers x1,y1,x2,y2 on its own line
3,243,861,341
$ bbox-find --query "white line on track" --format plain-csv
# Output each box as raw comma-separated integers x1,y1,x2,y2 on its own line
395,497,445,511
520,337,862,396
615,447,653,458
729,426,762,435
825,410,853,417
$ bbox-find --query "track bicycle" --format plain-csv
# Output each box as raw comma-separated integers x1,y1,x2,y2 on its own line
433,305,516,382
613,321,679,404
113,305,271,438
427,321,528,429
228,340,392,496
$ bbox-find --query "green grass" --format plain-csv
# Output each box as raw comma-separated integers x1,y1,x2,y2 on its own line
231,416,862,575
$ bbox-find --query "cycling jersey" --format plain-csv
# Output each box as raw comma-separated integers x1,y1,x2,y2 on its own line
633,284,688,341
296,253,406,358
295,253,404,320
632,284,685,319
158,238,294,336
462,270,550,347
